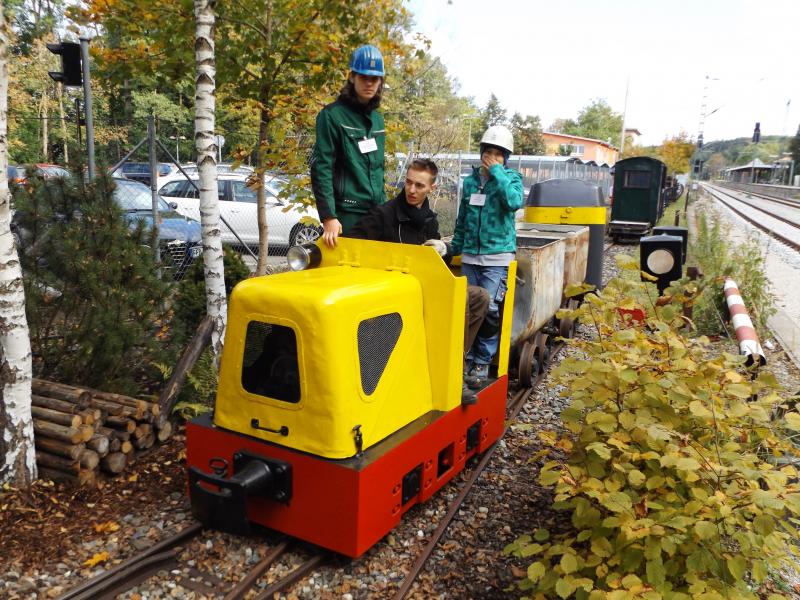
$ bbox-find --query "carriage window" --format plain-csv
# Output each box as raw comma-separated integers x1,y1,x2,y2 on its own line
357,313,402,396
241,321,300,403
623,171,651,189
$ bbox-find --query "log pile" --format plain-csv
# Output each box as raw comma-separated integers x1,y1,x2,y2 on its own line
31,379,173,486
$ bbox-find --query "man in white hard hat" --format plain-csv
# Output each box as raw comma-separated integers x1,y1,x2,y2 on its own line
450,125,524,389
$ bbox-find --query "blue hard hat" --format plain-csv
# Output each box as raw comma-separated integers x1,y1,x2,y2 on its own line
349,45,385,77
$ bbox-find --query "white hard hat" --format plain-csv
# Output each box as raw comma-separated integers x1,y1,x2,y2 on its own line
479,125,514,154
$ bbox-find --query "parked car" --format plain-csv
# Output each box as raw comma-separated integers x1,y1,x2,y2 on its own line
111,162,180,188
8,164,71,185
112,178,202,278
158,171,321,248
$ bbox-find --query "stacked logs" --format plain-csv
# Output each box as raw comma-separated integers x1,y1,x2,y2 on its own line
31,379,173,486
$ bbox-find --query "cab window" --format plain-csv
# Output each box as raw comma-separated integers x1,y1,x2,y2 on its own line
241,321,300,403
623,171,651,189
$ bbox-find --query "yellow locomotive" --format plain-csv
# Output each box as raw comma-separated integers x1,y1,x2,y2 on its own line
187,238,517,556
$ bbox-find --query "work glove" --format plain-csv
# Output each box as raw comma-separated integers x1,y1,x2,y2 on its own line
423,239,447,257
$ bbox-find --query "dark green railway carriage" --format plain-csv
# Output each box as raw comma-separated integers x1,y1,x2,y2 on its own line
607,156,667,241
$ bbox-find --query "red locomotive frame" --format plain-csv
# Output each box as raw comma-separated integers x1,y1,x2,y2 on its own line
186,376,507,557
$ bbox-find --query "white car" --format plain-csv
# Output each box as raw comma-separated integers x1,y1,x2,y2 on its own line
158,172,321,248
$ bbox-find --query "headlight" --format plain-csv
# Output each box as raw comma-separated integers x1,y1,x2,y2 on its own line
646,248,675,275
287,243,322,271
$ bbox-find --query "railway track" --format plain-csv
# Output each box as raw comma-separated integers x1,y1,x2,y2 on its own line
718,184,800,210
58,523,326,599
59,375,558,600
702,183,800,252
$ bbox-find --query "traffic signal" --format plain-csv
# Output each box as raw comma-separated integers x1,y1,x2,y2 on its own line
46,42,83,87
752,122,761,143
697,133,704,149
640,234,684,294
692,159,703,175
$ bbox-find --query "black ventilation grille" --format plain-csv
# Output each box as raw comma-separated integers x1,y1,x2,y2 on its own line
357,313,402,395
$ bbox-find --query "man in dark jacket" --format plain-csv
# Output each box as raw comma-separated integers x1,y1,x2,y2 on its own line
348,158,440,244
349,159,489,405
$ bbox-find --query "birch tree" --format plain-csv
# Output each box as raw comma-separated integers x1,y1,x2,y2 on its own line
194,0,227,356
0,2,36,486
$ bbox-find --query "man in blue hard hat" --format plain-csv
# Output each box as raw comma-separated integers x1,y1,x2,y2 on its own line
310,44,387,248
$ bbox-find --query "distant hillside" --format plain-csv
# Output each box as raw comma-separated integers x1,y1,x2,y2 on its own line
700,135,789,166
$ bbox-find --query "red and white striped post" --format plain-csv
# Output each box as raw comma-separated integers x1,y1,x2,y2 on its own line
723,278,766,366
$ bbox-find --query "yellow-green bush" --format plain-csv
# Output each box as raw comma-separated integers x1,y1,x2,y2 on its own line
506,257,800,599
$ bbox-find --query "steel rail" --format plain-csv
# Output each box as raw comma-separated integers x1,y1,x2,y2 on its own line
703,184,800,252
223,540,290,600
58,522,203,600
252,553,328,600
717,183,800,209
747,191,800,209
708,184,800,229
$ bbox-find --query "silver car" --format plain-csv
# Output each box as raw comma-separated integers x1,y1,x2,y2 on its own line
158,172,321,248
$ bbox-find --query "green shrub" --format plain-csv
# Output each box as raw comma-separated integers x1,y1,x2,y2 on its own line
690,213,774,335
506,259,800,599
14,172,171,392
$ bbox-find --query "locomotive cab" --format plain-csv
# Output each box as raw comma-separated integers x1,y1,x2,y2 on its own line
214,263,434,459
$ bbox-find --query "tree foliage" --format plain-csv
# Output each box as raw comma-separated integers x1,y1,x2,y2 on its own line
394,52,475,158
6,0,64,56
511,112,545,155
553,99,623,147
506,260,800,598
472,92,507,147
657,132,695,175
74,0,415,272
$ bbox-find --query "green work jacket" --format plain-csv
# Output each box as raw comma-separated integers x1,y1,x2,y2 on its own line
310,98,386,233
451,164,524,256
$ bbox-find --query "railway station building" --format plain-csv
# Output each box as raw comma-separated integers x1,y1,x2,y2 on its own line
722,159,776,183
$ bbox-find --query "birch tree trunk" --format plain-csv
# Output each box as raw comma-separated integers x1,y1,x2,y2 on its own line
0,4,36,486
254,1,273,276
194,0,227,357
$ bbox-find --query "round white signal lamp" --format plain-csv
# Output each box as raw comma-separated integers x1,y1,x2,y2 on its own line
645,248,675,275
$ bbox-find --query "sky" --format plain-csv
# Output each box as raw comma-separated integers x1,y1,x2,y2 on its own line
404,0,800,147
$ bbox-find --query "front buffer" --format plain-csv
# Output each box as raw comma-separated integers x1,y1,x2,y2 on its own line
186,376,507,557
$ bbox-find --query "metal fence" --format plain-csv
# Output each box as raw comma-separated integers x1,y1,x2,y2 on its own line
108,118,322,275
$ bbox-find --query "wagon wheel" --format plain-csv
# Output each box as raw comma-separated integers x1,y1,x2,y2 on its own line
538,333,551,372
517,341,539,388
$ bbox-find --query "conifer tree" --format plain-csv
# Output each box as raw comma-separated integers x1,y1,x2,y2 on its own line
14,173,171,392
